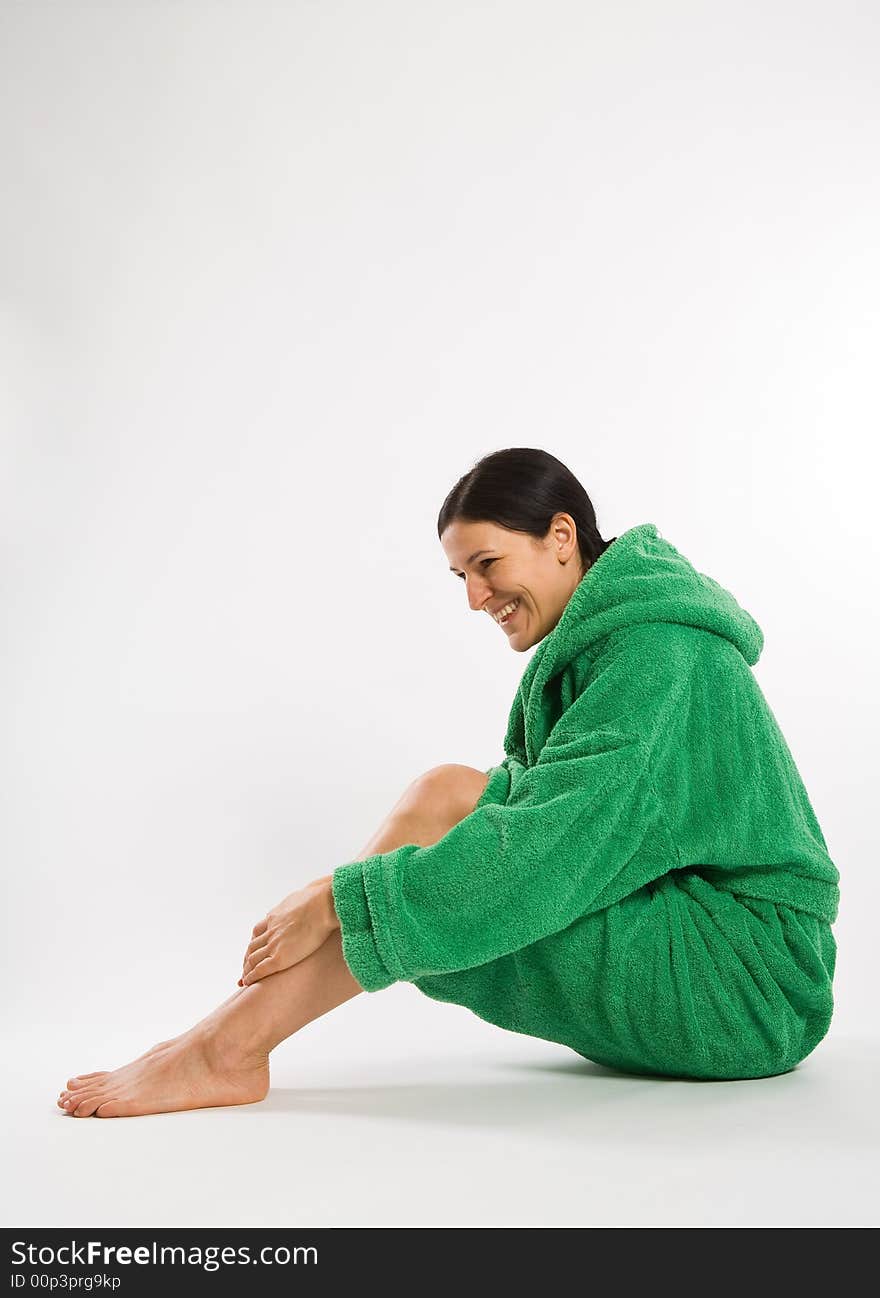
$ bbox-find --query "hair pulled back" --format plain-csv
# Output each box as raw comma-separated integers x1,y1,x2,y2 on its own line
437,448,615,575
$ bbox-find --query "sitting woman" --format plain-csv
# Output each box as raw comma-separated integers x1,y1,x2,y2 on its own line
57,447,840,1117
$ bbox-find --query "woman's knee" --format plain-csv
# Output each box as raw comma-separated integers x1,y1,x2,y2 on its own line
403,764,490,825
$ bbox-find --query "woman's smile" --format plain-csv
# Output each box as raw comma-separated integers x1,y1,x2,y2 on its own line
491,598,522,627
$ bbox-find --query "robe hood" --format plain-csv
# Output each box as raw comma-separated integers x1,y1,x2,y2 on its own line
504,522,764,765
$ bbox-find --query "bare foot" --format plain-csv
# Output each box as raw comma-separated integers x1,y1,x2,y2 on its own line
56,1026,269,1118
55,929,364,1118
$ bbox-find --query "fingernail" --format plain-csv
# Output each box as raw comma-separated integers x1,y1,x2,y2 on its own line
238,978,244,986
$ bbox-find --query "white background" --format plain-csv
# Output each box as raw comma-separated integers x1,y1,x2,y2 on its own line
2,0,877,1227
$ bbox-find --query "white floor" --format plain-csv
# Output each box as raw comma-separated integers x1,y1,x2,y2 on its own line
5,989,878,1229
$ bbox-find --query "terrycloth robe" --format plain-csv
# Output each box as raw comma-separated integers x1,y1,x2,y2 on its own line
331,523,840,1080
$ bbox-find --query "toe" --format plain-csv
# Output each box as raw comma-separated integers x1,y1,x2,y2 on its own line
67,1072,106,1089
71,1092,103,1117
94,1099,127,1118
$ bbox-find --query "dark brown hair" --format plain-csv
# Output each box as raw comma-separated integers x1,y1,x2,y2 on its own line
437,448,615,574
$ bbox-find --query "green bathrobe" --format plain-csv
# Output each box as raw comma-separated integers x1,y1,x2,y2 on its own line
331,522,839,1080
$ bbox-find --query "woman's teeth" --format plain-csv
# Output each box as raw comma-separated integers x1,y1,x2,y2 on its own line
493,599,520,624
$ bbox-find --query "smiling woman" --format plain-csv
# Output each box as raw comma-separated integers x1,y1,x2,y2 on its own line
438,447,617,653
56,449,839,1116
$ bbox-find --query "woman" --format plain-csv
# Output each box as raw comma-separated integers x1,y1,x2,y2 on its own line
57,448,839,1117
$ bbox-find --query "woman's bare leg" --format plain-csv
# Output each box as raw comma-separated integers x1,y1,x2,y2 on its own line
56,765,489,1118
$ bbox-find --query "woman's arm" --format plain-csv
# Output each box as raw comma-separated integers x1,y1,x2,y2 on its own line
331,625,693,991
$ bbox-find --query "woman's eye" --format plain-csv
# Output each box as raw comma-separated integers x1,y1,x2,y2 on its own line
456,558,496,579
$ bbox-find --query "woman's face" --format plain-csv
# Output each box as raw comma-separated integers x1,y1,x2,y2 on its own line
442,514,587,652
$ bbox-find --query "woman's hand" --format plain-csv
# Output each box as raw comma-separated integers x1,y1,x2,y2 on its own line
239,874,339,987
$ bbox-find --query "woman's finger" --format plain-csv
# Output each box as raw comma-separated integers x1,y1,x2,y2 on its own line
251,917,269,939
244,931,272,961
242,938,273,975
242,953,276,986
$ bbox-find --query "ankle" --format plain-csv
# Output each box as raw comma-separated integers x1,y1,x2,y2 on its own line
198,1015,271,1070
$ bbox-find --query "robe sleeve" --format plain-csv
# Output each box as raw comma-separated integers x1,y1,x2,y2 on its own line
331,626,692,992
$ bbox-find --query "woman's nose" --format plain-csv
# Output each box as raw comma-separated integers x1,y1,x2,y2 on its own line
466,578,492,612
